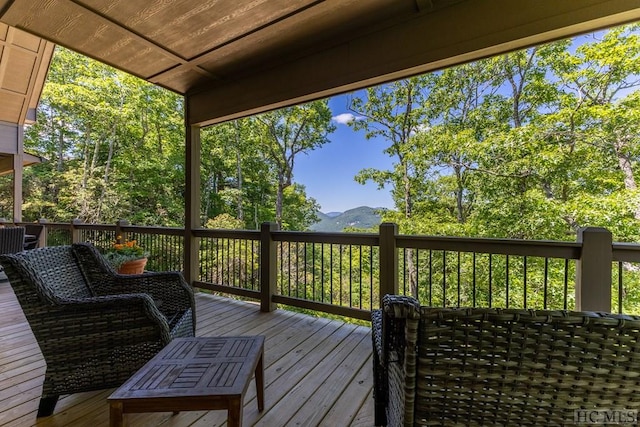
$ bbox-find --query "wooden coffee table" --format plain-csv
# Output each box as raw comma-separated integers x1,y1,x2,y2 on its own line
108,336,264,427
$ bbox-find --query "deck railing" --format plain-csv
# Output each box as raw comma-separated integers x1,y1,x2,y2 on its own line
6,219,640,320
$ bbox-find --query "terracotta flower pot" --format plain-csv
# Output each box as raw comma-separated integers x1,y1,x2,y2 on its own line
117,257,147,274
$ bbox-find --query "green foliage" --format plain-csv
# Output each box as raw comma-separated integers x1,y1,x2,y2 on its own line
18,47,328,232
205,214,245,230
22,47,186,225
345,25,640,313
347,25,640,244
200,114,328,231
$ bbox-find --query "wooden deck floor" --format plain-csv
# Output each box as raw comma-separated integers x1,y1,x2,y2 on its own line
0,282,375,427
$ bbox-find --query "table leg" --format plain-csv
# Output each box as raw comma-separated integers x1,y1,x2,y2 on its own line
228,397,243,427
109,401,124,427
255,349,265,412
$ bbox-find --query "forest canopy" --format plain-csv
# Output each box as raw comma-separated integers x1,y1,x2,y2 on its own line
7,24,640,242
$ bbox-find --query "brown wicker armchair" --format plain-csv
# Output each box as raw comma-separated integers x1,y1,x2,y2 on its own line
372,295,640,426
0,243,195,417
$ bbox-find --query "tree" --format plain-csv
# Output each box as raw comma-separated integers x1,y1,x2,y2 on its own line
552,25,640,226
462,44,568,239
255,101,335,229
348,77,430,221
348,77,432,296
23,47,185,225
416,60,500,227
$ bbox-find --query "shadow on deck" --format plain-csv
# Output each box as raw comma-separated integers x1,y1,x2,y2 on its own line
0,283,374,426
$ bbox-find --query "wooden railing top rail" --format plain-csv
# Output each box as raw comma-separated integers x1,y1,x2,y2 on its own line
29,221,116,231
121,224,184,236
612,242,640,263
193,228,260,239
396,235,582,259
271,230,379,246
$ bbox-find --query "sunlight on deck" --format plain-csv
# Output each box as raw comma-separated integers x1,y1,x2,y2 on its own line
0,282,374,426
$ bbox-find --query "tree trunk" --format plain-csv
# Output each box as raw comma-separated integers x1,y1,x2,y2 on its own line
403,162,413,219
95,126,116,220
406,249,418,298
454,163,465,223
203,173,214,223
80,134,92,219
276,177,285,229
614,138,640,220
254,204,259,230
154,121,164,155
57,125,65,172
235,123,244,221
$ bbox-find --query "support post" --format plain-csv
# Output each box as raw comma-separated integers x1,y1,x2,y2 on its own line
576,227,612,312
260,222,278,312
379,222,399,305
12,127,23,222
38,218,47,248
184,122,201,286
115,219,129,243
70,218,82,243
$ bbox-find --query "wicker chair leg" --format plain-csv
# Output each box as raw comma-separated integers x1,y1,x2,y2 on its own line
374,401,387,426
37,395,59,417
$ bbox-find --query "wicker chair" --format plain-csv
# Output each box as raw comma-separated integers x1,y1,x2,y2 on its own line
372,295,640,426
0,243,196,417
0,226,25,254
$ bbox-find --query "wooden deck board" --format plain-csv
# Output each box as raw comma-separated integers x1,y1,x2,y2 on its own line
0,283,374,426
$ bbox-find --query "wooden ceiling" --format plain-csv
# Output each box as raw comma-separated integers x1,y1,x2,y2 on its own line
0,23,53,125
0,0,435,95
1,0,639,126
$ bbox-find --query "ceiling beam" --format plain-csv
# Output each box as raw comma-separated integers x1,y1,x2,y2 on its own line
187,0,640,126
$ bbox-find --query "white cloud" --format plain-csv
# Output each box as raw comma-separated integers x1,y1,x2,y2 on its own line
410,123,430,136
332,113,357,125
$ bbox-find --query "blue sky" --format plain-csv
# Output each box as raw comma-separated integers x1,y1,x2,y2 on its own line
294,94,395,213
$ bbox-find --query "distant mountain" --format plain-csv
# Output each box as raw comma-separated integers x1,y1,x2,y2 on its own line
310,206,382,232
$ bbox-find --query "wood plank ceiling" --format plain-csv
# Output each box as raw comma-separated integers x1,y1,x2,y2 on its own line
0,23,52,125
0,23,51,175
1,0,639,127
0,0,430,95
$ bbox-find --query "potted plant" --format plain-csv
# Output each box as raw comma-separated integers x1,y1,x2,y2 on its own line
104,237,149,274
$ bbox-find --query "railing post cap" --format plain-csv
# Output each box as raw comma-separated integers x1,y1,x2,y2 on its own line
577,227,613,242
72,218,83,224
578,227,611,234
117,219,130,226
38,218,48,224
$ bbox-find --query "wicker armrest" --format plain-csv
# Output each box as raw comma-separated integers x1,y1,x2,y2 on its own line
101,271,194,313
372,308,388,426
374,295,422,427
382,294,420,319
42,294,172,348
372,309,383,359
380,295,420,362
